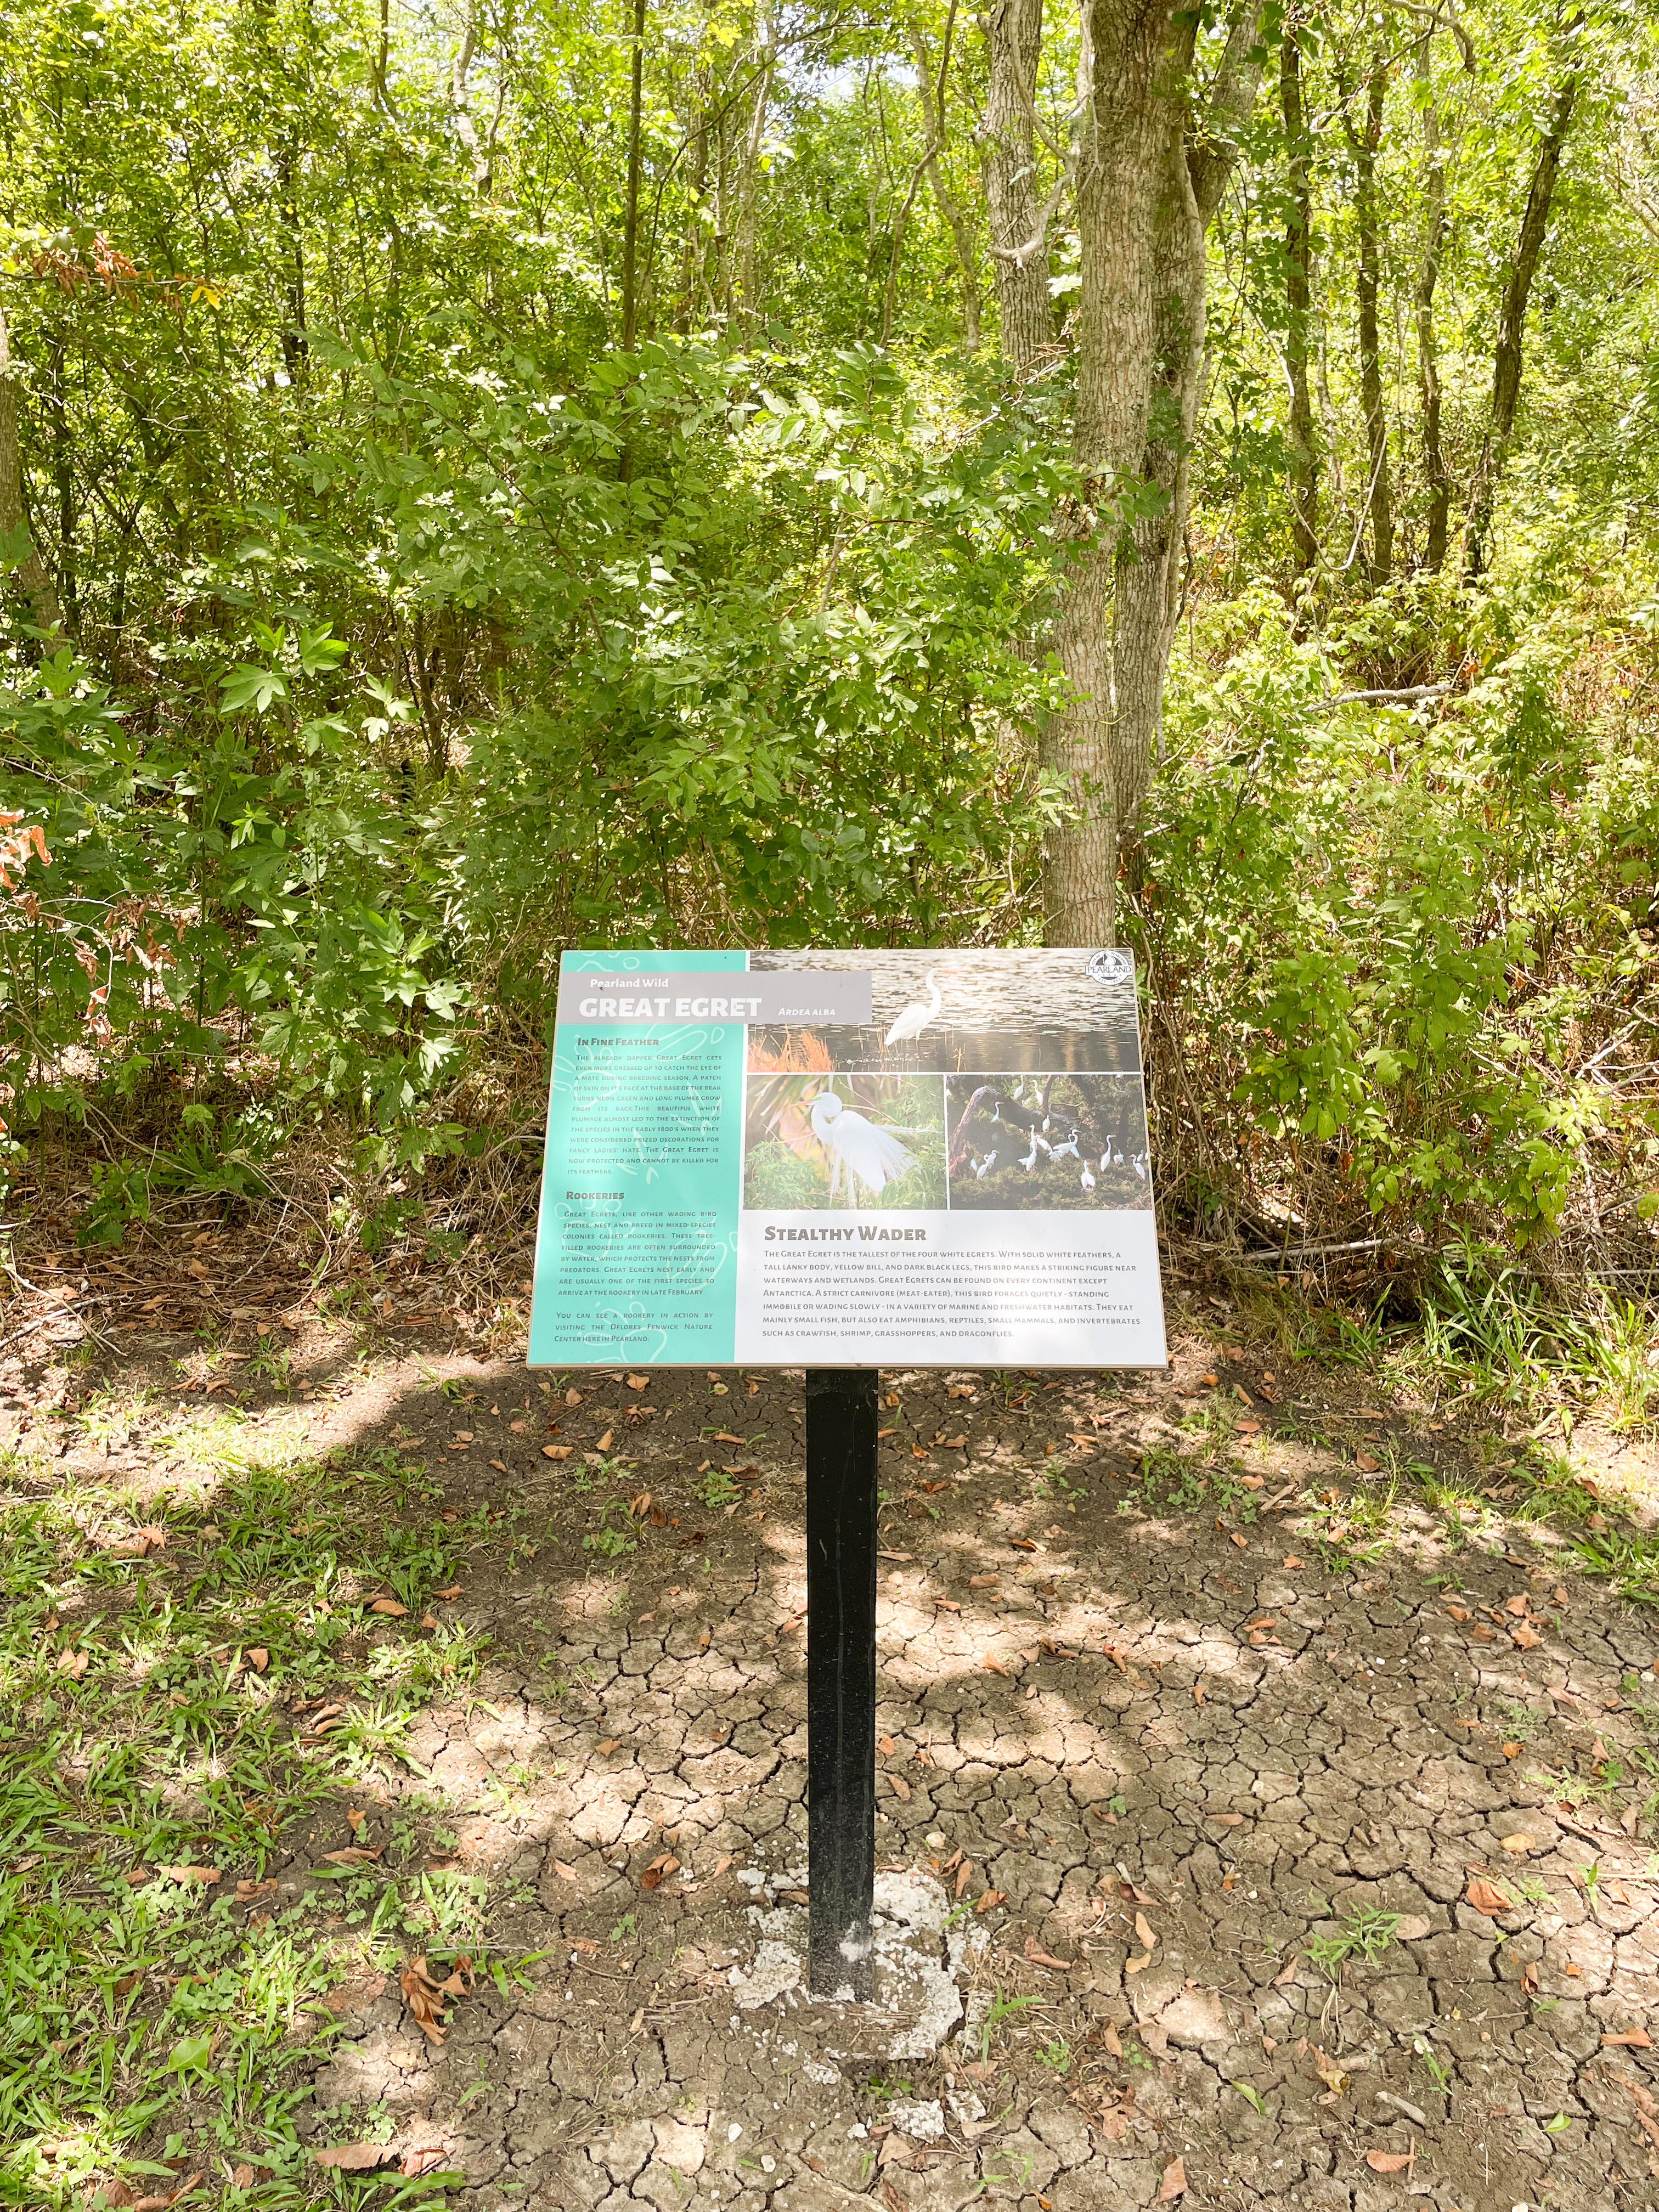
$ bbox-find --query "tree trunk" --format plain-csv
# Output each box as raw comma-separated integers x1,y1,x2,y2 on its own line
621,0,647,348
1041,1,1262,946
0,296,63,640
1414,32,1452,572
1280,8,1317,577
980,0,1050,375
734,12,774,325
1349,53,1393,583
907,10,981,349
1464,65,1578,578
47,336,78,636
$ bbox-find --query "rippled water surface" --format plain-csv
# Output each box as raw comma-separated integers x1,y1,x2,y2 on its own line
749,949,1141,1071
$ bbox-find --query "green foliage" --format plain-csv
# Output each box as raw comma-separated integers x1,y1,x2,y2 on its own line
1139,583,1637,1244
0,0,1655,1291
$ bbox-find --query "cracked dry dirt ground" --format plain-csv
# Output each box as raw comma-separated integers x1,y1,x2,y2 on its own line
15,1317,1659,2212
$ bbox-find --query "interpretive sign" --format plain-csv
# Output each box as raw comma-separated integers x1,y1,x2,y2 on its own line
529,948,1166,1369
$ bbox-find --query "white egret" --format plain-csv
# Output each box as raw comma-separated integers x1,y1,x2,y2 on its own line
1019,1132,1040,1172
1049,1128,1081,1161
1130,1153,1147,1181
972,1151,995,1178
1080,1164,1095,1193
1098,1152,1110,1173
883,968,944,1047
810,1091,917,1207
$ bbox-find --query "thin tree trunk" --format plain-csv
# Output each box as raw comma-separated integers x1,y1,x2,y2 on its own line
1041,1,1262,946
734,14,774,325
907,10,981,349
0,296,62,639
47,337,78,636
1465,64,1578,578
1280,9,1317,577
450,19,504,198
980,0,1049,375
1349,52,1393,583
1415,32,1452,572
275,140,310,387
621,0,647,348
679,66,711,328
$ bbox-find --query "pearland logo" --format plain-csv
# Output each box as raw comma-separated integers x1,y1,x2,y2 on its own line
1086,949,1133,985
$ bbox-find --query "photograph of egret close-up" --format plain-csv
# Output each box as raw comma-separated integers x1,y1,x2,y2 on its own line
944,1071,1153,1211
742,1073,945,1210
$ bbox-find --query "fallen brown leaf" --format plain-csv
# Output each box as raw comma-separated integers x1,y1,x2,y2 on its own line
1024,1936,1071,1970
157,1864,221,1885
312,2143,393,2170
625,1373,650,1390
974,1889,1005,1913
1355,1452,1381,1473
887,1772,911,1801
399,2137,455,2180
57,1647,88,1679
320,1847,383,1866
1466,1876,1513,1916
368,1596,408,1617
1364,2149,1414,2174
1158,2158,1186,2200
1135,1911,1156,1951
955,1860,972,1898
640,1854,680,1891
1511,1622,1543,1649
571,1936,600,1955
983,1654,1008,1675
553,1860,579,1883
1604,2028,1655,2049
542,1444,573,1460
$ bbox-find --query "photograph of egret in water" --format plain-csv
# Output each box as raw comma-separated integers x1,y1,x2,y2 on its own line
742,1073,945,1210
746,947,1142,1071
945,1072,1153,1212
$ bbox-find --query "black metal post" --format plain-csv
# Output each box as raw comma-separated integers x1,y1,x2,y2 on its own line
805,1367,879,1999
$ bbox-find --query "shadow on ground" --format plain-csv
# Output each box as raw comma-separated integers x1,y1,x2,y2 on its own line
4,1288,1659,2211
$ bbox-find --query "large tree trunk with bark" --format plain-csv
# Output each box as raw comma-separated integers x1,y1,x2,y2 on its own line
0,297,63,640
1464,66,1578,578
1281,9,1318,578
980,0,1050,375
1041,1,1262,945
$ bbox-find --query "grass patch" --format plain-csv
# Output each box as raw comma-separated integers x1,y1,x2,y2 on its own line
0,1438,512,2207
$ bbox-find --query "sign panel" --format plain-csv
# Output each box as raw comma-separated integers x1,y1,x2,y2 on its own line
529,948,1167,1370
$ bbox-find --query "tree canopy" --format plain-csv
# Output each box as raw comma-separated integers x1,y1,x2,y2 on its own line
2,0,1657,1262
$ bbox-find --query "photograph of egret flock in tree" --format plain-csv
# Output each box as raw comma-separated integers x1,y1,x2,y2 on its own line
8,0,1659,2204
